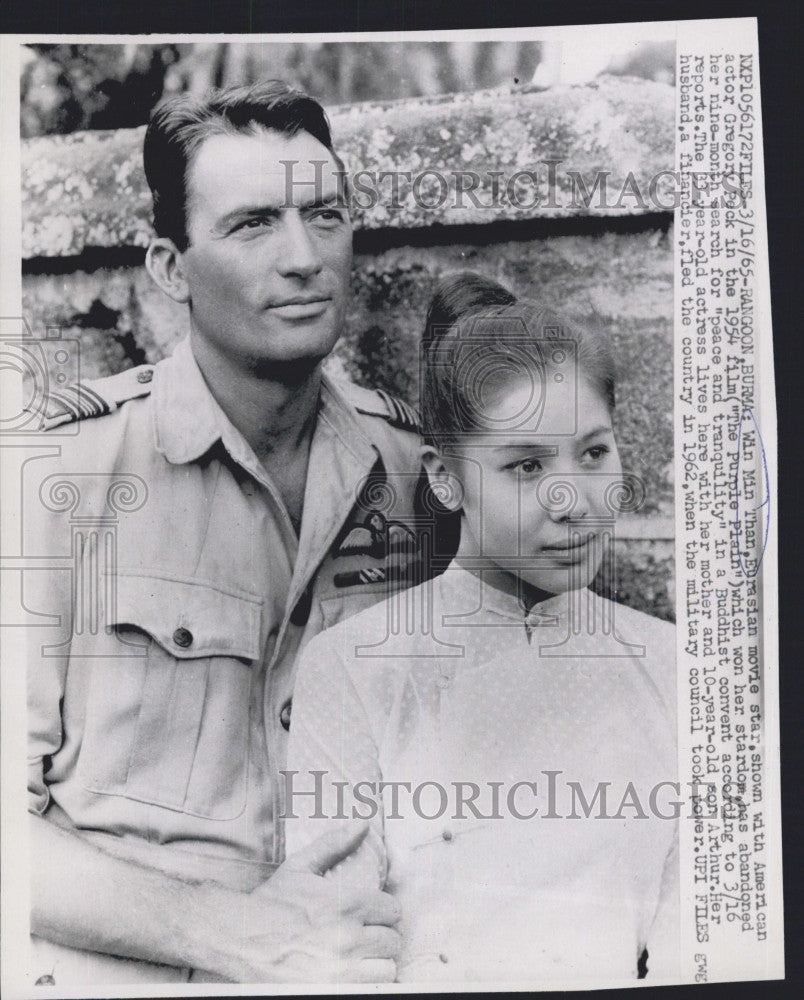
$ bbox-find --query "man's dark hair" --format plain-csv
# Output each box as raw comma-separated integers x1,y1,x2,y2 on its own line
143,79,339,250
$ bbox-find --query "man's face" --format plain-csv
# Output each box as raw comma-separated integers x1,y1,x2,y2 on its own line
179,127,352,369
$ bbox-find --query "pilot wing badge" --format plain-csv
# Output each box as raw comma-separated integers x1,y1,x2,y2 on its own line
332,479,420,589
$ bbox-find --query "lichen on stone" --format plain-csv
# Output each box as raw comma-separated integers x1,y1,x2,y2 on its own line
22,77,673,258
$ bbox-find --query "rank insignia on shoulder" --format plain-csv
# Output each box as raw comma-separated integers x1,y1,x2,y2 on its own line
342,382,421,434
38,382,112,429
31,365,155,431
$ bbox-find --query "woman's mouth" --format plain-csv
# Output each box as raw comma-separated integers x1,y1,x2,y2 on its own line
541,533,596,562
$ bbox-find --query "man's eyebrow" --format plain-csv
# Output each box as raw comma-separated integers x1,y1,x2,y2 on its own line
214,205,281,231
214,193,347,231
299,192,348,211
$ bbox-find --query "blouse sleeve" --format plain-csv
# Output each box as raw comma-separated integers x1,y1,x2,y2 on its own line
283,633,387,891
644,828,681,980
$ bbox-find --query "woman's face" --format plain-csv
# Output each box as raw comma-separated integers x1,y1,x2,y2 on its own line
443,373,623,597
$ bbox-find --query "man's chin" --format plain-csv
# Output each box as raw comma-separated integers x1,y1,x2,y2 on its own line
249,352,328,384
245,330,340,383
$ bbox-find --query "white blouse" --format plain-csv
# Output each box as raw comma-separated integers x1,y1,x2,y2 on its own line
285,563,679,985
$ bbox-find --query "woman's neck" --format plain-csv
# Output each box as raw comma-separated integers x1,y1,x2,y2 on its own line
453,530,557,612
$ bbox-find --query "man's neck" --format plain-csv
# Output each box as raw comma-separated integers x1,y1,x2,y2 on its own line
189,333,323,462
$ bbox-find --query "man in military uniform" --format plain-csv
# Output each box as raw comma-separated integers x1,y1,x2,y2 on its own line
26,81,427,984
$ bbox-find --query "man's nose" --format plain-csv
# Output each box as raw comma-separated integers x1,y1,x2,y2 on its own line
276,212,323,279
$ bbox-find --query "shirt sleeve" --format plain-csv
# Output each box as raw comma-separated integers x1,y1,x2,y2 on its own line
283,634,387,890
644,827,680,980
24,460,75,816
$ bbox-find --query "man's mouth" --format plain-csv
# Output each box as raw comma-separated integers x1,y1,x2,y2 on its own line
267,295,332,308
266,296,332,319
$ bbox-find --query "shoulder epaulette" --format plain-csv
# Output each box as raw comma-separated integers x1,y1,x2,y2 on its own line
342,382,421,434
32,364,156,431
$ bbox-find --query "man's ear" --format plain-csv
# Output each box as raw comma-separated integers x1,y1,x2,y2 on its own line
145,238,191,304
420,444,464,512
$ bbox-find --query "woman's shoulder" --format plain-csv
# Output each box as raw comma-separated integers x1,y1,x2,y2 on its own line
598,597,675,643
295,578,446,725
595,596,677,714
303,577,444,671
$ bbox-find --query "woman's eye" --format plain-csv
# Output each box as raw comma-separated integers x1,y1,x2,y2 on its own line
516,458,543,475
585,445,609,461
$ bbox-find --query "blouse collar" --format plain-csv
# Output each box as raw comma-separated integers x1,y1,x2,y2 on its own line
437,560,577,629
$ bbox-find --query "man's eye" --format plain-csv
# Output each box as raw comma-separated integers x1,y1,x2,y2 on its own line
311,208,344,224
230,217,270,233
516,458,543,475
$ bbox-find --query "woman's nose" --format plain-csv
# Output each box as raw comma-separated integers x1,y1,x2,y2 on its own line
539,473,594,522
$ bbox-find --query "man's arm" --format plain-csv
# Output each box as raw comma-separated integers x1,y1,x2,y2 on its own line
31,811,400,983
24,449,400,983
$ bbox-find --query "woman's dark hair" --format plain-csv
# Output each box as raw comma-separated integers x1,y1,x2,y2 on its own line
420,272,617,448
421,272,517,354
143,79,341,250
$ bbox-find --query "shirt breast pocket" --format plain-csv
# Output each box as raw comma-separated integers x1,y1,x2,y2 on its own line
78,571,262,821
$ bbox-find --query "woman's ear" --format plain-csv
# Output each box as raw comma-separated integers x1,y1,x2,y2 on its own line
420,444,464,512
145,238,190,304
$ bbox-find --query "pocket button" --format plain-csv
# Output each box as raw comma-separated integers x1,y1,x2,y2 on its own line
172,626,193,648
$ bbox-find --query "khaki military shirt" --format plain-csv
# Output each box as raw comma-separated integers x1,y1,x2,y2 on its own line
25,337,425,982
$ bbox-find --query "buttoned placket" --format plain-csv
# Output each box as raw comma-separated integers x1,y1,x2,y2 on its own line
267,380,380,665
200,442,297,863
210,403,380,865
440,564,570,649
152,345,397,863
260,380,384,855
152,341,319,861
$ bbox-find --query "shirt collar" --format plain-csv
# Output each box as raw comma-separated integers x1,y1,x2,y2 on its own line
152,337,230,466
152,338,383,473
316,372,386,460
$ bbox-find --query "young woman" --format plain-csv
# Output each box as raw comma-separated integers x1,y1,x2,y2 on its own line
284,274,679,985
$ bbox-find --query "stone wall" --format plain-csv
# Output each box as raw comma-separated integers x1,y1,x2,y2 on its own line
21,77,676,619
